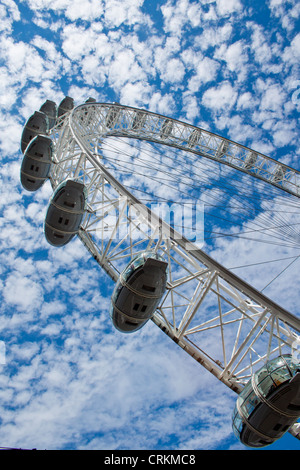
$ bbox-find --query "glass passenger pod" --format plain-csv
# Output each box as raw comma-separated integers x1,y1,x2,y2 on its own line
39,100,57,130
131,110,147,131
20,111,48,153
44,179,87,247
232,355,300,448
20,135,53,191
244,151,257,170
79,97,97,125
86,97,96,102
160,119,173,139
57,96,74,117
272,165,286,184
105,105,121,129
187,129,201,148
56,96,74,128
216,140,229,158
110,252,168,333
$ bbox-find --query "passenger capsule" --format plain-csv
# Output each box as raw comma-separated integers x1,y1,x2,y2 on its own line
273,165,286,183
40,100,57,130
160,118,173,139
132,110,146,131
232,354,300,448
57,96,74,118
216,140,229,158
105,106,121,128
20,135,53,191
244,151,257,170
110,252,168,333
79,97,97,125
44,180,87,247
20,111,48,153
187,129,201,148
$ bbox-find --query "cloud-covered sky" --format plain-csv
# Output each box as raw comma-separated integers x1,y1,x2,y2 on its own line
0,0,299,450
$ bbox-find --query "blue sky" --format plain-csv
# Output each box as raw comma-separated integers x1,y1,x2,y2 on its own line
0,0,300,451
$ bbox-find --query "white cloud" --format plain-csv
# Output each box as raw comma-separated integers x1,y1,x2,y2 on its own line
2,0,20,20
0,37,44,83
148,91,176,116
163,57,185,83
247,22,285,75
161,0,190,35
272,121,297,147
216,0,242,15
260,83,287,113
215,113,261,145
66,0,103,21
268,0,300,31
3,273,44,311
31,36,59,62
119,81,152,107
194,23,233,51
62,24,96,61
67,84,99,103
186,2,202,27
283,32,300,63
104,0,150,28
19,84,63,121
40,322,63,336
0,113,23,155
181,93,199,122
153,36,185,85
236,91,257,110
202,81,238,111
108,49,146,89
11,342,40,362
0,0,20,33
214,40,249,81
187,57,219,92
24,0,70,10
25,203,47,225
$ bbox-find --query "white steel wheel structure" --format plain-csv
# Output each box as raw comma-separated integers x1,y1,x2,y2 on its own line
24,101,300,444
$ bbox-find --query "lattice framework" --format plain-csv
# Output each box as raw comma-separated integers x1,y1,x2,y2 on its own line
47,103,300,403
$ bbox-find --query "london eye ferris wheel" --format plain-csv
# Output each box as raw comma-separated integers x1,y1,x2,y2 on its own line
20,97,300,448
